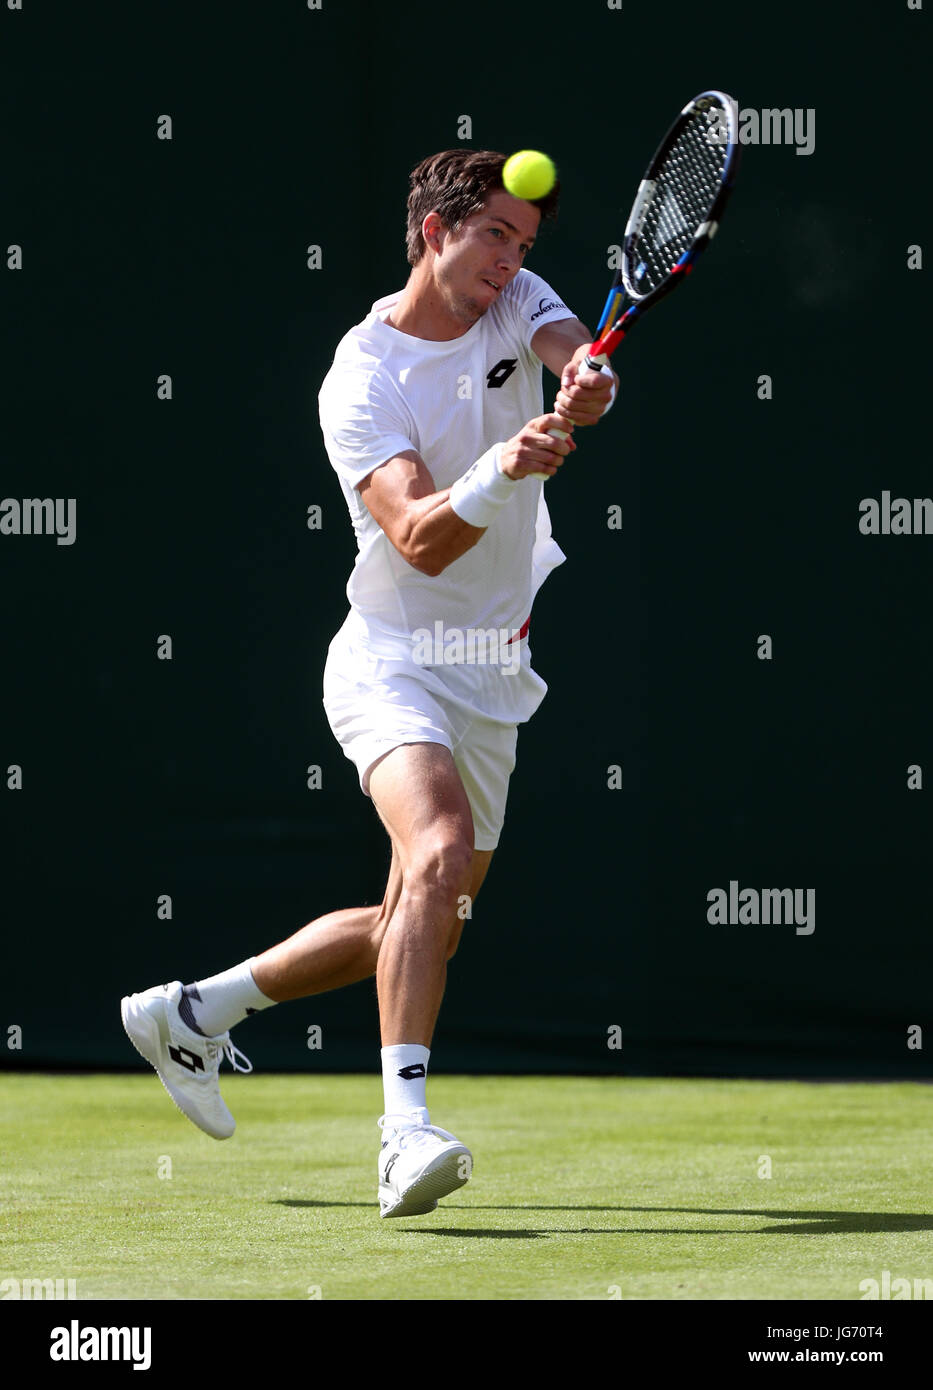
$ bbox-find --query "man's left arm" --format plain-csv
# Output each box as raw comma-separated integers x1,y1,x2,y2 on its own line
531,317,618,428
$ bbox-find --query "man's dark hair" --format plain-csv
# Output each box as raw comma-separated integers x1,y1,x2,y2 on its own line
405,148,560,267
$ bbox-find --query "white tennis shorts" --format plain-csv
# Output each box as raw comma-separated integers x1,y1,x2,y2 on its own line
322,611,548,851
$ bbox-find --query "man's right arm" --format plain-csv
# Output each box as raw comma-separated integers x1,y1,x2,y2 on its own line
358,413,575,578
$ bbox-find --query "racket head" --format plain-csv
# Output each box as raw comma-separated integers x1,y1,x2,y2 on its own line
621,90,740,305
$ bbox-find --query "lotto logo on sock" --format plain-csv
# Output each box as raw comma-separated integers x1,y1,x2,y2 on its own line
397,1064,426,1080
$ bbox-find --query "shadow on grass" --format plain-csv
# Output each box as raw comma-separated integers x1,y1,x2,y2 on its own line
276,1201,933,1235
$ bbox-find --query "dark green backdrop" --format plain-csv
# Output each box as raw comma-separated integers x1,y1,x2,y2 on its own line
2,0,929,1077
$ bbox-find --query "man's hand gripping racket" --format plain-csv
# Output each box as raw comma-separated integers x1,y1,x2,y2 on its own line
533,89,741,477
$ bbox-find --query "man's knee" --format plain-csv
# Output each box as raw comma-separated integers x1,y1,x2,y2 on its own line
407,830,473,904
443,845,492,960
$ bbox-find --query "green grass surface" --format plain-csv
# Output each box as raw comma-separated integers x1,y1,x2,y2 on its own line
1,1074,930,1300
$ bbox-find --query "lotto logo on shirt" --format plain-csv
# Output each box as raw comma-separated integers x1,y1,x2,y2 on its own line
411,622,523,676
486,359,518,389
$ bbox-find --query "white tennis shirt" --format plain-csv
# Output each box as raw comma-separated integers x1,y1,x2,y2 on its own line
318,268,577,653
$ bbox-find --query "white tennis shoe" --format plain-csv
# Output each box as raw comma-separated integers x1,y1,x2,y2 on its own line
378,1110,473,1218
120,980,252,1140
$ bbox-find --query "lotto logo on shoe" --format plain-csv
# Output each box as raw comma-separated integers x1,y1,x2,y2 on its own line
168,1044,206,1074
397,1064,426,1080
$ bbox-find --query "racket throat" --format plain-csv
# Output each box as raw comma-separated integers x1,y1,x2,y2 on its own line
593,303,639,361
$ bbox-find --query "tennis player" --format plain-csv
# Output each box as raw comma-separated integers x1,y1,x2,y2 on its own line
121,149,617,1217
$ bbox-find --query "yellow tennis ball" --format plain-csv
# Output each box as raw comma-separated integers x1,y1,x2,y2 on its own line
502,150,556,201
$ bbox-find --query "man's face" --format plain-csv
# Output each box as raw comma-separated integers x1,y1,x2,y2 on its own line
431,190,541,326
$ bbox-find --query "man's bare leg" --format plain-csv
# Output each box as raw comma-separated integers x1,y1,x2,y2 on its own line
364,742,490,1214
368,743,478,1047
251,770,492,1005
121,739,493,1156
147,743,490,1042
250,849,404,1001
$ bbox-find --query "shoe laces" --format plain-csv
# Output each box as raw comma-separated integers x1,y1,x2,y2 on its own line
378,1113,457,1147
204,1037,253,1074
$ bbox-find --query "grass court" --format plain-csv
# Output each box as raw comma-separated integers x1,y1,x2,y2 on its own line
2,1074,929,1301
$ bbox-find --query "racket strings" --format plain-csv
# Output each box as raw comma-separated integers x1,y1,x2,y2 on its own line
629,109,728,295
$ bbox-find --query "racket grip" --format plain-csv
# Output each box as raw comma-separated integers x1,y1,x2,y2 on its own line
533,355,612,478
531,426,568,480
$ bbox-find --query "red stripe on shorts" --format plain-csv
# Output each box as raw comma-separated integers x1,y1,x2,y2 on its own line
505,618,530,645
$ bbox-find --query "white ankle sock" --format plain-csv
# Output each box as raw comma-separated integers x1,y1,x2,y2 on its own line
381,1044,430,1121
179,958,275,1036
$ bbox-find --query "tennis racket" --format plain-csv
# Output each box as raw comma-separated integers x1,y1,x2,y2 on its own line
536,89,740,475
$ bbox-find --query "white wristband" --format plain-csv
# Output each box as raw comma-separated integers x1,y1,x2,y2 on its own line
448,444,517,529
